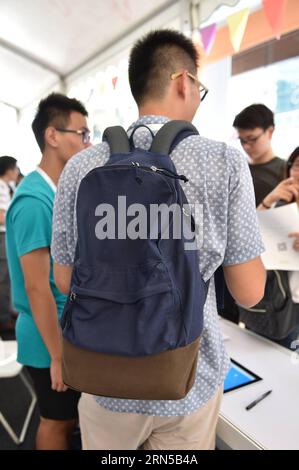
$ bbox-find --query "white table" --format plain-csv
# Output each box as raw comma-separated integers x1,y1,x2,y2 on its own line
217,319,299,450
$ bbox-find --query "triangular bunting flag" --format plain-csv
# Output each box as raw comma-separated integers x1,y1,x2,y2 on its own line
262,0,287,39
227,8,250,53
200,24,217,55
112,76,118,90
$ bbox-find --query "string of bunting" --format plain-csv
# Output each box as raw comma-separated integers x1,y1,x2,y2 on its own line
194,0,287,55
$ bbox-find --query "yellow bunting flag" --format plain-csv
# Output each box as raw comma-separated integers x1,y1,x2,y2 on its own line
227,8,250,52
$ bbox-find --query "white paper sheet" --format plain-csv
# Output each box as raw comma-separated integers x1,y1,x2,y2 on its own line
257,203,299,270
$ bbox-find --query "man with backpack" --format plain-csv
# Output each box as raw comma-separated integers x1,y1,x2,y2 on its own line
51,30,266,450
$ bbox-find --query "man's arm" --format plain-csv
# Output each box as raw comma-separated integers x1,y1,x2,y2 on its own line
0,209,5,225
54,263,72,295
221,147,266,307
51,158,79,293
223,257,266,308
20,247,67,392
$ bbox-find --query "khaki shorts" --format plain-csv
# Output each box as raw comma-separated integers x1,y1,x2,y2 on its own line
78,386,223,450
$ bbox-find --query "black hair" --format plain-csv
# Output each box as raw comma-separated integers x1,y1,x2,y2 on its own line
233,104,275,130
129,29,200,105
0,156,17,177
31,93,88,152
286,146,299,178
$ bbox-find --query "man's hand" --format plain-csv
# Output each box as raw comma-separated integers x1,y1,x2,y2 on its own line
289,232,299,252
263,177,299,207
50,358,68,392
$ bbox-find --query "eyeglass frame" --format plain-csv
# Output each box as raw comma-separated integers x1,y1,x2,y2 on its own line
170,71,209,101
238,130,266,146
55,127,91,144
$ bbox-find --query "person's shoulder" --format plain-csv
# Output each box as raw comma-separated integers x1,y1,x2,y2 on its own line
63,142,110,176
7,193,49,227
16,171,40,191
0,179,7,189
0,179,9,196
183,134,245,166
182,134,225,150
11,193,47,211
274,156,287,167
275,155,286,162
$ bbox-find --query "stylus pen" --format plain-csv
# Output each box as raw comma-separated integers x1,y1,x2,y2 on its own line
246,390,272,411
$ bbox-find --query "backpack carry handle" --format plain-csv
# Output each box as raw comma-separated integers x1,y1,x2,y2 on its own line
150,120,198,155
128,124,155,149
103,126,130,154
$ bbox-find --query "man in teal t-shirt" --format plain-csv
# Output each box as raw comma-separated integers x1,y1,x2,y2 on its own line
6,93,91,450
6,168,66,367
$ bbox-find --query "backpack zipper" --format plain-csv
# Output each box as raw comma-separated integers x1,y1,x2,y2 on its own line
101,161,188,182
132,162,188,182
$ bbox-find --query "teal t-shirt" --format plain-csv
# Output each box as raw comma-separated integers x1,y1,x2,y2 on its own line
6,171,67,368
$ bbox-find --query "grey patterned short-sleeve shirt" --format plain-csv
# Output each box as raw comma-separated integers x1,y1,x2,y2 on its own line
51,115,264,417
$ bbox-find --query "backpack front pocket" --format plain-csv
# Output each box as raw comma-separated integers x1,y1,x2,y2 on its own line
62,262,183,356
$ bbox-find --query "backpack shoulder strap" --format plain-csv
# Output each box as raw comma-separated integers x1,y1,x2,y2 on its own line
150,120,198,155
102,126,130,154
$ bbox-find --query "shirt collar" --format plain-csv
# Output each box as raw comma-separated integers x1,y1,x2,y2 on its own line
127,115,170,133
36,167,57,194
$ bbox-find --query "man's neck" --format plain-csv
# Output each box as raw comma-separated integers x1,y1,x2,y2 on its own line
38,152,64,186
139,101,189,122
250,148,275,165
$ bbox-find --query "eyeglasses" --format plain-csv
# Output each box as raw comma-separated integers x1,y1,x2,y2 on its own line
171,71,209,101
55,128,91,144
239,131,265,146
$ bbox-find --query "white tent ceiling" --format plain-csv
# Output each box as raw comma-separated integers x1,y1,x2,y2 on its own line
0,0,256,110
0,0,180,109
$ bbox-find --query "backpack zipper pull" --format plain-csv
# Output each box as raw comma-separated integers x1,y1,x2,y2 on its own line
151,166,189,183
70,292,76,301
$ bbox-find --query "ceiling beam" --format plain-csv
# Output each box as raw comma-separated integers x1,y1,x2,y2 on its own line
0,99,19,112
0,38,63,78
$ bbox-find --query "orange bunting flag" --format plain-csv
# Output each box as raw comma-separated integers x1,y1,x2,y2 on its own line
227,8,250,52
262,0,287,39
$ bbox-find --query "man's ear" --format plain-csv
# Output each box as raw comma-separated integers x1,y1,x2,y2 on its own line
173,71,187,99
44,127,59,148
267,125,275,139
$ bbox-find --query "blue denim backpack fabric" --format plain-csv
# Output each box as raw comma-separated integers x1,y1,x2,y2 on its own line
61,121,209,400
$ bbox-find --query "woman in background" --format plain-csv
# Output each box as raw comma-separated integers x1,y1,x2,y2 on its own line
257,147,299,348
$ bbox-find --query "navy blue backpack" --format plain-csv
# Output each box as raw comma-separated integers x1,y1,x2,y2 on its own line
61,120,209,400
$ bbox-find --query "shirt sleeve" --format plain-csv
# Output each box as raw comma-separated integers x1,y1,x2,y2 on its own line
223,147,265,266
51,160,78,266
10,196,52,257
